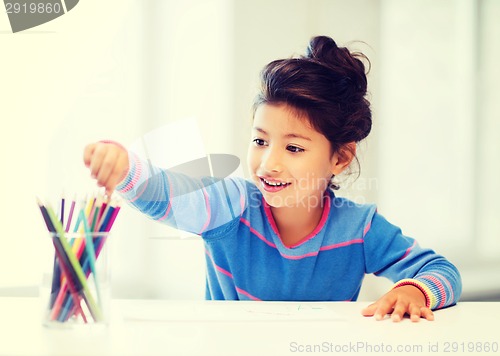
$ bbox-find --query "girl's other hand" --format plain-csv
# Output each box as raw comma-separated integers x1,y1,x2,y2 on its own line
361,285,434,322
83,141,129,196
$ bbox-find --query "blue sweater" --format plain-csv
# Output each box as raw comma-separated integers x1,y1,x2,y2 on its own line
117,153,461,309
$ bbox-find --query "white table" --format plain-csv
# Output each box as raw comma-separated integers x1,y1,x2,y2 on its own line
1,298,498,355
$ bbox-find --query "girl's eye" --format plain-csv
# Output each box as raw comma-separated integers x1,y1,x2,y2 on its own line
287,145,304,153
253,138,267,146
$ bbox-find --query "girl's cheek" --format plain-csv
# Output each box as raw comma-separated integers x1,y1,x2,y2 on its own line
247,149,259,172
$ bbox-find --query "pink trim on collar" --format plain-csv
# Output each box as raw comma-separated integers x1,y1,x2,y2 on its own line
263,193,331,248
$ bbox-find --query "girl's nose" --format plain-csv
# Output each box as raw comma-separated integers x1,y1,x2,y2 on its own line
261,148,283,173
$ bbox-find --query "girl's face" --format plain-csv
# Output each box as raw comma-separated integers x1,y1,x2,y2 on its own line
247,103,344,209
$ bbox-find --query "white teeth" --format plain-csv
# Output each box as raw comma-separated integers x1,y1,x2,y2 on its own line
263,178,287,186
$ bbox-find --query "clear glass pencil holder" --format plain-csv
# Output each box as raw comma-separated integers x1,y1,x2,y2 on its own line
42,232,111,327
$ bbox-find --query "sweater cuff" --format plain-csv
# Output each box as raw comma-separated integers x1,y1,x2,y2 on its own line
392,278,436,309
115,151,143,195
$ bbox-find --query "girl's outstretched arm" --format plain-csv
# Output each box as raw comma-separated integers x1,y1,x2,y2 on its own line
90,144,246,235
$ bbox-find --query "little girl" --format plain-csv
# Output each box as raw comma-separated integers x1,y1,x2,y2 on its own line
84,36,461,322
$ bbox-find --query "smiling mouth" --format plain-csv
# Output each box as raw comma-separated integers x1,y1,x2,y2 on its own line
259,177,291,192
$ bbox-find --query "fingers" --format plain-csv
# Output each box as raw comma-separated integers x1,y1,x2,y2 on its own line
83,143,96,168
391,301,407,322
373,298,395,321
420,306,435,321
361,298,395,321
361,286,435,322
361,303,377,317
87,144,108,182
363,301,433,322
362,304,435,322
83,141,128,194
402,305,434,322
94,145,119,189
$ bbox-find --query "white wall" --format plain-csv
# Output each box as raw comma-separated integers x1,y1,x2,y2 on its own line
476,0,500,260
378,0,474,256
377,0,500,299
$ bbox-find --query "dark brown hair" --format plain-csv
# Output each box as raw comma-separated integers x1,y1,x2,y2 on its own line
253,36,372,188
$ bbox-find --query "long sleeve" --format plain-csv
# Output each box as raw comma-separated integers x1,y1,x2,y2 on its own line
115,151,247,235
363,211,462,310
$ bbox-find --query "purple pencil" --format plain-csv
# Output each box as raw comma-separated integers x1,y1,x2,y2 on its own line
65,197,76,233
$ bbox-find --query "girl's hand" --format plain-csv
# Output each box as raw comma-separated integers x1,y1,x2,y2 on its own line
83,141,129,196
361,285,434,322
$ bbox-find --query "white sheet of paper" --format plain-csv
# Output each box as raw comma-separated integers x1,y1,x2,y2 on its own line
123,301,346,322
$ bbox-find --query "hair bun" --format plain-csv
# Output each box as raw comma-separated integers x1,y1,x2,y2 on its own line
305,36,339,61
305,36,368,98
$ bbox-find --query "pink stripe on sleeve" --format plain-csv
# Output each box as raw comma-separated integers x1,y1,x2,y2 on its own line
363,220,371,237
157,175,173,221
198,188,211,234
129,177,149,203
240,194,245,212
398,240,417,261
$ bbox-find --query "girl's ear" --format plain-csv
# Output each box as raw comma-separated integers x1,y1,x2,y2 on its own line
331,142,356,175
